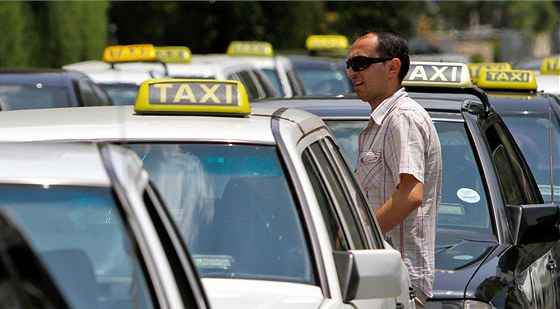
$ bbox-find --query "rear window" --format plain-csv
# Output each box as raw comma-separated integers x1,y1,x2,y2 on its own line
0,85,70,110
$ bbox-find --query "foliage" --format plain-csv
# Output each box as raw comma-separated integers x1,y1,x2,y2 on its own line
0,1,109,68
0,1,34,67
0,1,558,67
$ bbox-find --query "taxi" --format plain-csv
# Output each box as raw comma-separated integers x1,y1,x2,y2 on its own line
160,45,278,99
0,79,416,309
63,44,168,105
253,61,560,309
0,68,112,110
220,40,305,98
535,56,560,94
0,142,210,309
476,67,560,203
288,35,354,96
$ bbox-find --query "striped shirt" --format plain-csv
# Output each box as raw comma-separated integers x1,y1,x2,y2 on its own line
355,88,442,297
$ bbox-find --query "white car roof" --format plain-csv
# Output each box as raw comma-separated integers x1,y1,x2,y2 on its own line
64,60,165,85
0,142,111,186
166,56,264,79
0,105,325,144
535,72,560,94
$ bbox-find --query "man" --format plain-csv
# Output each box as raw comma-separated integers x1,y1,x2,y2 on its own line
347,29,442,307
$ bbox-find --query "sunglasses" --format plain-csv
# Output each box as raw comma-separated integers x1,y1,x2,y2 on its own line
345,56,393,72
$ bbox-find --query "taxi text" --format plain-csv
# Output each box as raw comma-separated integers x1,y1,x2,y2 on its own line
406,65,463,83
484,71,532,82
148,83,238,105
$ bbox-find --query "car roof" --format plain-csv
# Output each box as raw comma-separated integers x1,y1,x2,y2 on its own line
0,68,90,87
485,91,559,113
254,89,480,117
0,105,325,144
64,60,165,84
0,142,111,186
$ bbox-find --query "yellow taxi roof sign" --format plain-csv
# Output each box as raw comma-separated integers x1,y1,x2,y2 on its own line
103,44,157,63
540,57,560,75
134,79,251,116
305,35,348,51
477,68,537,91
403,62,473,88
467,62,512,84
155,46,192,63
227,41,274,57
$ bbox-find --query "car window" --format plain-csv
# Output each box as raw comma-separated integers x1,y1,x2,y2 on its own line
126,143,316,285
0,184,156,309
78,79,103,106
297,68,353,96
303,140,367,250
485,122,542,205
326,119,493,234
228,71,259,99
261,68,283,96
101,83,140,106
322,136,384,248
302,146,349,251
501,113,560,203
0,85,70,110
91,82,112,106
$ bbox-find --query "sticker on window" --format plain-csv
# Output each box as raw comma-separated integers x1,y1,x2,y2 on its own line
439,203,465,215
457,188,480,203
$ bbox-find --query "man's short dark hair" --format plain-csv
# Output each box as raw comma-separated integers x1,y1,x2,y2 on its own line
354,29,410,83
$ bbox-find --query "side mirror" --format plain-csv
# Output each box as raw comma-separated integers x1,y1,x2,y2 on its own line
506,203,560,245
333,249,405,302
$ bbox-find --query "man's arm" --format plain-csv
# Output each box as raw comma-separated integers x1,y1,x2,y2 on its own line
375,173,423,234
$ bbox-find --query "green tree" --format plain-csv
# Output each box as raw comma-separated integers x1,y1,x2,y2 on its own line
0,1,35,67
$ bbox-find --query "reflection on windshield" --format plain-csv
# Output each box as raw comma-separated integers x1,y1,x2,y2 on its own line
326,120,493,234
0,185,154,309
127,143,315,285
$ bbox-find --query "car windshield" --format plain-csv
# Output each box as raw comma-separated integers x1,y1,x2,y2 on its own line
0,85,70,110
0,184,155,309
501,113,560,203
297,68,353,96
325,119,493,235
100,83,139,106
126,143,316,285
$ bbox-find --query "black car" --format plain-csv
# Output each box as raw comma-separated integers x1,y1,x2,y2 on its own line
0,68,112,110
476,68,560,204
254,61,560,309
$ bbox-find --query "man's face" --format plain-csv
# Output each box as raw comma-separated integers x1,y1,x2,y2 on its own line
347,34,392,105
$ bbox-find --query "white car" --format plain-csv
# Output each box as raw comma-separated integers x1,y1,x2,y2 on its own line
166,55,278,99
63,44,168,105
0,142,210,309
215,40,306,98
0,78,416,309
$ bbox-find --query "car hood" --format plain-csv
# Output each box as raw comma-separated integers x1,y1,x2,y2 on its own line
431,232,498,299
202,278,324,309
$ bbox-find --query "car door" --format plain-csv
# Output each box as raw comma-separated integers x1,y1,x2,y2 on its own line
300,135,414,308
473,111,560,308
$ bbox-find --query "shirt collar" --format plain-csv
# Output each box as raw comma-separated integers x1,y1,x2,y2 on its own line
370,87,408,125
